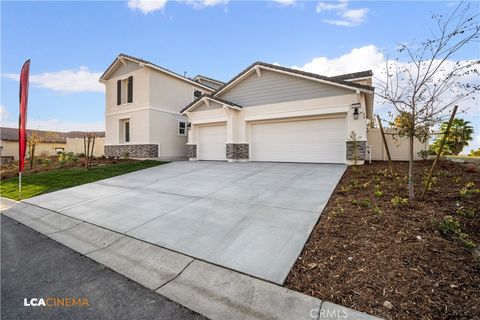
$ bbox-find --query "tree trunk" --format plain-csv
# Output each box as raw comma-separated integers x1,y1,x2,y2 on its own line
408,135,415,200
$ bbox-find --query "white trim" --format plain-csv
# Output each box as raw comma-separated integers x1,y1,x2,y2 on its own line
106,104,181,116
177,120,187,136
214,65,373,96
243,105,349,122
182,96,239,114
193,75,225,86
102,56,214,92
191,117,227,125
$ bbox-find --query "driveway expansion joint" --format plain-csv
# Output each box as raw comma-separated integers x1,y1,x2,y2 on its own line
154,259,196,292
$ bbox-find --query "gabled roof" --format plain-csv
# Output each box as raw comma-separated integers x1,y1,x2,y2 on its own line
213,61,374,97
100,54,215,92
193,75,225,86
0,127,105,143
330,70,373,81
181,94,241,114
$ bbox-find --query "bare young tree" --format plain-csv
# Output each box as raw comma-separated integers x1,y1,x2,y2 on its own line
83,132,96,171
376,2,479,200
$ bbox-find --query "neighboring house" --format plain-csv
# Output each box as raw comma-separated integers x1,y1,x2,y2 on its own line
99,54,216,159
0,127,105,162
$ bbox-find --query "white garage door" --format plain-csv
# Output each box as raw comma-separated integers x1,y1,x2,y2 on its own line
197,124,227,161
250,117,346,163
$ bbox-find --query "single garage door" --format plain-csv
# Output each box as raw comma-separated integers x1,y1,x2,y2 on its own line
197,124,227,161
250,117,346,163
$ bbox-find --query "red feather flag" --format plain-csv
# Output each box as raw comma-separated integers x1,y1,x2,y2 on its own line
18,60,30,173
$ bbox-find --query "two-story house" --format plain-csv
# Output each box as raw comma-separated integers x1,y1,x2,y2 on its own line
99,54,218,159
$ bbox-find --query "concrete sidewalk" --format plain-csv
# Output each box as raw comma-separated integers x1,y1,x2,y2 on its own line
2,200,382,320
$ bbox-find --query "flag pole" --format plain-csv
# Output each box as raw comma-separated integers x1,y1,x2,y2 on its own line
19,172,22,200
18,59,30,201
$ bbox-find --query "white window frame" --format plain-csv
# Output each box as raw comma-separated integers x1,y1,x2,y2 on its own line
178,121,187,136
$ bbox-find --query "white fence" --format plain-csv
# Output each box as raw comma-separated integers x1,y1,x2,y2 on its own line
367,128,428,161
66,137,105,156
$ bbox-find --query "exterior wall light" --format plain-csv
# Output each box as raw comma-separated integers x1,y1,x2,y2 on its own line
351,103,361,120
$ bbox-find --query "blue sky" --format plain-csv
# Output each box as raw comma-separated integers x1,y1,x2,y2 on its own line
1,0,479,152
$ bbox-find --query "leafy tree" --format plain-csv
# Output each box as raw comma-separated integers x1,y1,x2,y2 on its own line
376,3,479,200
432,118,474,155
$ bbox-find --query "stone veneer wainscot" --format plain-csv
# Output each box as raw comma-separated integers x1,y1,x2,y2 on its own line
105,144,158,158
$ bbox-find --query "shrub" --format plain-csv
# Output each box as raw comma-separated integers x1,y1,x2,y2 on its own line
423,176,437,188
439,215,461,235
439,215,476,249
360,198,372,208
456,207,476,218
437,170,449,177
452,176,461,184
417,150,429,160
122,152,130,160
372,205,382,215
391,196,409,208
374,185,383,198
43,158,52,166
459,182,480,197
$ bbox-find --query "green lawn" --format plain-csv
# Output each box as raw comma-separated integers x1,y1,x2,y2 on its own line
0,160,166,200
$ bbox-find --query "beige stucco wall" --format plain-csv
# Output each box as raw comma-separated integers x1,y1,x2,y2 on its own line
66,137,105,156
367,128,428,161
0,140,66,160
103,59,214,158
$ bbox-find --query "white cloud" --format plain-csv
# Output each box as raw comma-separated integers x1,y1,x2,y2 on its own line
3,66,103,93
316,0,368,27
182,0,229,9
127,0,229,12
273,0,297,6
293,44,384,76
0,105,9,120
1,118,105,132
127,0,168,14
316,0,347,13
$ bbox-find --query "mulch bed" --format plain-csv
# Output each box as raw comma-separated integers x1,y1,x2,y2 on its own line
285,160,480,320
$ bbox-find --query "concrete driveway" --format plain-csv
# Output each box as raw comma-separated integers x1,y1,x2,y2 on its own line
25,161,345,284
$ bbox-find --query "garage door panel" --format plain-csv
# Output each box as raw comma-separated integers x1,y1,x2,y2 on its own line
198,125,226,161
250,117,346,163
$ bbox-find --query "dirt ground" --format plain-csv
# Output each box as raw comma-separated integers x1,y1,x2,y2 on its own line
285,160,480,320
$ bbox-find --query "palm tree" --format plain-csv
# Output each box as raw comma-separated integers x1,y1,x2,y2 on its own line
433,118,474,155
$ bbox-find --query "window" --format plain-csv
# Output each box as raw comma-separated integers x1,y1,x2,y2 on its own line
193,90,202,100
117,76,133,105
125,121,130,142
178,121,187,136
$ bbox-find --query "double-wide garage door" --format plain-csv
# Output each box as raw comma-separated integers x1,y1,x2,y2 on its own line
196,117,346,163
250,117,346,163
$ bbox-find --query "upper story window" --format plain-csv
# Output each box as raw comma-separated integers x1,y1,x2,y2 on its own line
193,90,202,100
178,121,187,136
117,76,133,105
